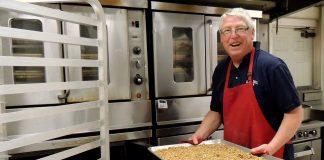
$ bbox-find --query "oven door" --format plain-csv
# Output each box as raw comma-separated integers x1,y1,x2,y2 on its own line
0,4,64,106
294,139,321,160
61,5,131,101
205,16,221,95
153,12,205,97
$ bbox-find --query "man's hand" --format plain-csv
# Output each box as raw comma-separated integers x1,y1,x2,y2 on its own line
188,134,203,145
251,144,272,155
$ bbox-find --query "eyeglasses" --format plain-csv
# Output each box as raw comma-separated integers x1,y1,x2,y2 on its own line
220,27,249,37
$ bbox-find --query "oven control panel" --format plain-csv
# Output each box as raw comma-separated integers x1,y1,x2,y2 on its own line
292,128,321,143
128,10,149,100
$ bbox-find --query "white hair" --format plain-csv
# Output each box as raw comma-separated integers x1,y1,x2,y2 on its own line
219,8,255,31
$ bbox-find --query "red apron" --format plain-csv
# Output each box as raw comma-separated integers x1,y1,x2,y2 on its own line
223,47,285,158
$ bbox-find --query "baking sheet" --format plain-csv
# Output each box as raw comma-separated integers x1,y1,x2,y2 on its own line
148,139,282,160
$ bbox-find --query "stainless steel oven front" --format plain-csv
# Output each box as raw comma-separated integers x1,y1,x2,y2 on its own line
60,4,151,133
151,2,261,145
61,5,149,102
152,12,219,130
4,3,152,157
0,4,64,106
152,6,225,145
153,12,208,98
292,121,323,160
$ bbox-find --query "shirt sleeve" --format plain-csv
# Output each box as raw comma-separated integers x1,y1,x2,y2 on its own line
268,60,301,113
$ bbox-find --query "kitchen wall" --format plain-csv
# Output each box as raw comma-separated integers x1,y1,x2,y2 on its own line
269,7,322,90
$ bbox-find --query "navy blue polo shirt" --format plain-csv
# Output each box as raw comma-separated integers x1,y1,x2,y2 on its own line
210,42,301,130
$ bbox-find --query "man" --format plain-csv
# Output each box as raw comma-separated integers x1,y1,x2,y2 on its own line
189,8,303,159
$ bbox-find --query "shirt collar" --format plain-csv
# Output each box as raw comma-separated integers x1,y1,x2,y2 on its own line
231,52,251,70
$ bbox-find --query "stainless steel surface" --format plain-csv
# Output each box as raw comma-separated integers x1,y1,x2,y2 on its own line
153,12,206,97
128,10,149,100
298,88,322,107
303,104,312,122
149,139,281,160
62,5,129,101
0,4,64,106
304,91,322,102
156,125,199,138
110,130,152,142
294,139,321,160
157,133,192,146
155,96,210,125
62,5,148,101
6,100,151,138
292,120,324,160
205,16,220,95
157,129,224,145
0,0,110,159
151,2,262,18
8,129,152,154
99,0,147,8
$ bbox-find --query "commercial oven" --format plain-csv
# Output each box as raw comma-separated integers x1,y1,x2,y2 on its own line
2,2,152,159
59,4,152,160
151,2,261,145
0,4,64,106
61,5,149,102
292,121,323,160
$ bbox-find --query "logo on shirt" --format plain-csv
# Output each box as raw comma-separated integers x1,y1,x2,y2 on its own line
246,80,259,86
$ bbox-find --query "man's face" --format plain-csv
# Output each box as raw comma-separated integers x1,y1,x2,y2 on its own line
220,16,255,60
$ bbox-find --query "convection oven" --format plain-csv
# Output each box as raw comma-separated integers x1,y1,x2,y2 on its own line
0,4,64,106
60,3,151,132
61,5,149,102
292,121,324,160
151,2,261,145
3,2,152,159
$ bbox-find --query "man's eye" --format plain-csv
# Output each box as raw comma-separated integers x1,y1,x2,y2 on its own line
223,29,231,34
236,28,245,32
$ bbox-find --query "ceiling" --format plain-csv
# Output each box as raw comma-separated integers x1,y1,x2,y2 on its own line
151,0,324,22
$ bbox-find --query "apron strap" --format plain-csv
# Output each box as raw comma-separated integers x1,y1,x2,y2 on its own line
247,47,255,82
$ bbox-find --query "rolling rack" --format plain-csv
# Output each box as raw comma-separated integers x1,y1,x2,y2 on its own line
0,0,109,159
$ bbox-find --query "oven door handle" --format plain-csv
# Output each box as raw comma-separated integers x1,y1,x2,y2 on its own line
294,145,315,158
206,19,213,94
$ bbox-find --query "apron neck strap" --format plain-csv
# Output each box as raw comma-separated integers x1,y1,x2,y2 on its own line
247,47,256,82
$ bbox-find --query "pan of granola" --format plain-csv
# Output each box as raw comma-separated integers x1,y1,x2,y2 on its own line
148,139,282,160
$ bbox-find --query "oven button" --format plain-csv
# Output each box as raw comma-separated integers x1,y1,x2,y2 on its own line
309,130,317,136
133,46,141,55
297,132,303,138
134,74,143,85
303,131,309,137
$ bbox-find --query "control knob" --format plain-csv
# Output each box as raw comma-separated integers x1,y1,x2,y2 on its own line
297,132,303,138
303,131,309,137
133,46,141,55
134,74,143,85
309,130,317,136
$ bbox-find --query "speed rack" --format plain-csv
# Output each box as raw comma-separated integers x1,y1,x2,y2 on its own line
0,0,109,159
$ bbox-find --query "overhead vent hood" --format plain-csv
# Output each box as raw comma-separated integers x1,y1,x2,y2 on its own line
150,0,324,22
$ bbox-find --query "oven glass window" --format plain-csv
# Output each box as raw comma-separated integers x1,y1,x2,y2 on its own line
80,25,98,81
172,27,194,82
10,19,46,84
217,31,227,63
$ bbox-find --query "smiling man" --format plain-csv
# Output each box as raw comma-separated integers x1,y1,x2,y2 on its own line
189,8,303,159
